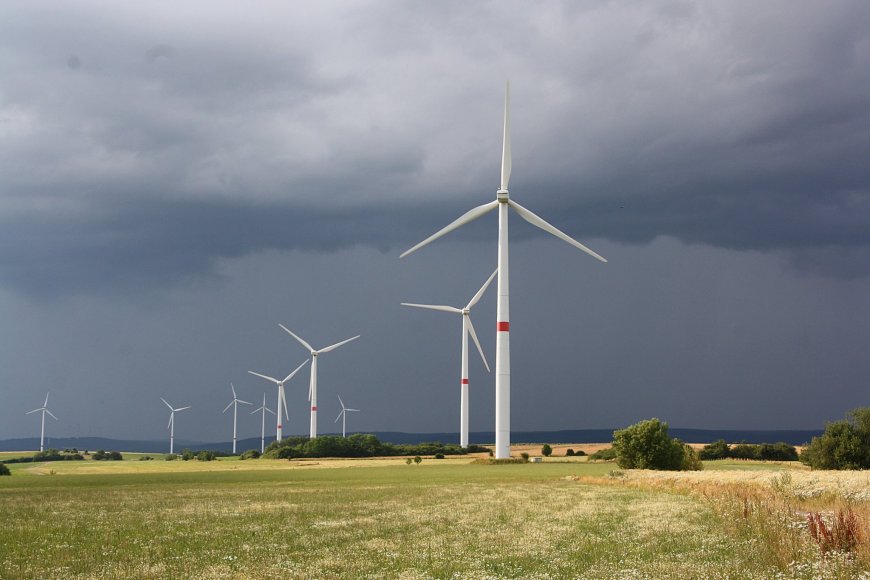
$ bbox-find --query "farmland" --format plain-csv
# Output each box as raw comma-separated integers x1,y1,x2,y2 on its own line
1,454,868,579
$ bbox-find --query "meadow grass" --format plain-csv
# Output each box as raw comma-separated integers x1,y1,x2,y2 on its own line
0,457,829,579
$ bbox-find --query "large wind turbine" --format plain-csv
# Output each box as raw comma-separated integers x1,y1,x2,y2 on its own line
26,392,57,452
247,359,309,442
334,394,360,438
402,268,497,448
222,383,252,454
251,393,276,454
279,325,360,439
161,398,191,455
401,82,607,459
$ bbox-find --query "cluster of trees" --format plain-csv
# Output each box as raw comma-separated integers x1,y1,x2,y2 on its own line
164,449,221,461
698,440,798,461
801,408,870,470
264,434,490,459
91,450,123,461
1,449,85,464
612,419,703,471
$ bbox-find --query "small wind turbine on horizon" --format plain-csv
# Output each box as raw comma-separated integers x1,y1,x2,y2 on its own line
251,393,276,454
401,81,607,459
279,325,360,439
402,268,497,448
248,359,308,441
161,397,190,455
222,383,252,454
334,394,359,438
26,392,57,452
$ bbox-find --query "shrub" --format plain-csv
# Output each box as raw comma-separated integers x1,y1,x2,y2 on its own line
0,463,10,476
181,449,195,461
520,452,530,462
413,456,422,465
240,449,261,460
541,444,552,457
681,445,703,471
138,456,154,461
405,458,412,465
574,450,587,456
613,418,701,471
434,453,445,459
92,450,123,461
801,408,870,470
196,451,216,461
165,454,178,461
699,439,730,460
589,447,617,461
565,449,574,456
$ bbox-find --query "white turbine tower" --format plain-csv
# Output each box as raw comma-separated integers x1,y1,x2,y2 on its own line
401,268,497,448
26,392,57,452
247,359,309,442
334,394,360,438
161,398,191,455
251,393,276,454
401,82,607,459
279,325,360,439
222,383,252,454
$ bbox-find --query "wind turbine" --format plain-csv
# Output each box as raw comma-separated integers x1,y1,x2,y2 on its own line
402,268,497,448
401,81,607,459
25,392,57,452
222,383,252,454
334,394,360,438
251,393,276,454
161,398,191,455
279,325,360,439
247,359,308,441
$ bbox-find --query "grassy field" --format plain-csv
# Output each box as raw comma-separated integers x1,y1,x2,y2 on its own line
1,455,868,579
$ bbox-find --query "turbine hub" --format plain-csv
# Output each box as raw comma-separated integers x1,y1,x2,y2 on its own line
497,189,509,202
312,351,318,357
462,309,470,315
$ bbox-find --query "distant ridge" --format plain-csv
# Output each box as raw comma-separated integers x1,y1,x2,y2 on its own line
0,428,822,454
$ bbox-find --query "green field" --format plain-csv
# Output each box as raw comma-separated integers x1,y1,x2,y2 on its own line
0,456,864,578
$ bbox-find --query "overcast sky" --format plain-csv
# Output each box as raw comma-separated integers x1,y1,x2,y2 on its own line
2,1,869,443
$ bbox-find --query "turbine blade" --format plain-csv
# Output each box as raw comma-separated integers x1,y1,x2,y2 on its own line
467,268,498,309
168,413,173,429
248,370,280,385
25,408,41,415
281,389,290,421
231,383,237,399
319,335,360,354
176,406,191,412
466,315,490,373
44,392,50,407
400,303,462,314
282,359,310,384
223,401,234,413
251,406,264,414
337,394,345,410
45,410,58,421
278,324,314,352
346,408,360,412
160,397,173,410
335,410,343,423
237,399,252,406
400,200,499,258
265,407,276,416
509,200,607,263
501,80,512,191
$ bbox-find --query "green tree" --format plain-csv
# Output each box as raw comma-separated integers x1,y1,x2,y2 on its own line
413,456,422,465
613,418,701,471
802,408,870,470
541,444,552,457
0,463,10,476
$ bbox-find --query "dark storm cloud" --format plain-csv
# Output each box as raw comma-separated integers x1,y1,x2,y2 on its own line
1,1,870,298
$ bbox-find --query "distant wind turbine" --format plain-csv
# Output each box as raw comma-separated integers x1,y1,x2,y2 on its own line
248,359,308,441
26,392,57,452
334,394,360,438
401,81,607,459
161,397,191,455
251,393,276,454
279,325,360,439
222,383,252,454
402,268,497,448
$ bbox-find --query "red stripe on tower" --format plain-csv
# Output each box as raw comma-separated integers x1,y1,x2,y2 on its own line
461,379,469,384
311,406,317,411
497,322,510,332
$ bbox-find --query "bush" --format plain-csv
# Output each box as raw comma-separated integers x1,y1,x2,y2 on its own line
802,408,870,470
681,445,703,471
196,451,216,461
574,449,587,456
434,453,445,459
92,450,123,461
164,454,178,461
240,449,261,460
589,447,617,461
181,449,195,461
565,448,574,456
520,452,530,462
699,439,730,460
138,456,154,461
405,458,412,464
612,418,701,471
541,444,552,457
413,456,422,465
0,463,10,476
